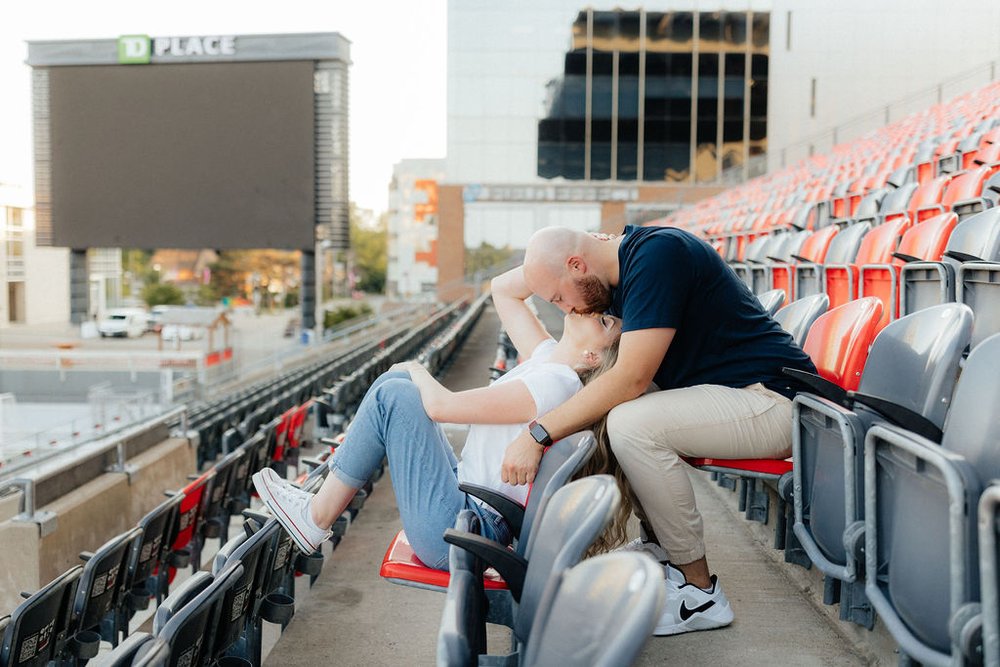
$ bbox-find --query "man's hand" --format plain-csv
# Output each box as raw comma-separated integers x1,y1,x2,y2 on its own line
501,431,544,486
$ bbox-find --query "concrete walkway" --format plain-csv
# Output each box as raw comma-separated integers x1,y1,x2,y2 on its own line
265,302,872,666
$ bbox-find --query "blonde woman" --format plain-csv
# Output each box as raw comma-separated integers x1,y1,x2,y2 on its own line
253,267,620,571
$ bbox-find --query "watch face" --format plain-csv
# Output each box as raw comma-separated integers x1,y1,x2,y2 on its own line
530,422,551,445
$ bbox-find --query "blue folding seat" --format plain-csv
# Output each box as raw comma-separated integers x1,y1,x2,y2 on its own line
519,553,664,667
791,303,972,628
70,526,143,652
865,333,1000,664
437,475,620,665
0,566,87,666
151,564,244,667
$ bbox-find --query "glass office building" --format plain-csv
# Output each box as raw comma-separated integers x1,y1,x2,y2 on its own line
538,9,769,183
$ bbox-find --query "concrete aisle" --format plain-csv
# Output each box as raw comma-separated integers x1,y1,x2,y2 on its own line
265,302,870,666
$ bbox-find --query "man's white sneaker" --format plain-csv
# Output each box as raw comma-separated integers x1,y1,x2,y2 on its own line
252,468,331,555
618,538,685,586
654,575,734,636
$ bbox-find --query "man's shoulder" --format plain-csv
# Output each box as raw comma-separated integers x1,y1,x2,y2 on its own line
622,226,699,263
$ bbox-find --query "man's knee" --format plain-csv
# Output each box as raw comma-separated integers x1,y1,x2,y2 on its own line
607,401,642,455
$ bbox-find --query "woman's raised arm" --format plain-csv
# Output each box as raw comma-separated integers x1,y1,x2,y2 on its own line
394,361,537,425
491,267,552,359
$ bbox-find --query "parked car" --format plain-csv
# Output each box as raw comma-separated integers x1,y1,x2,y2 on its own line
97,308,148,338
160,324,202,341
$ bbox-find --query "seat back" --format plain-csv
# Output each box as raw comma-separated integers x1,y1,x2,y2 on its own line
154,565,244,667
960,263,1000,347
797,226,839,263
74,526,143,633
202,450,243,532
132,637,170,667
436,511,487,666
98,631,155,667
947,208,1000,261
908,174,952,222
207,522,279,661
823,222,870,265
153,572,213,634
801,297,883,392
518,431,596,557
514,476,620,641
169,470,215,556
756,289,786,316
879,182,918,220
773,293,829,347
131,495,183,599
866,337,1000,657
823,222,877,309
522,553,664,667
0,566,83,667
859,303,972,429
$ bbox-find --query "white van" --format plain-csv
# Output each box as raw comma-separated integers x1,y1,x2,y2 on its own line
98,308,148,338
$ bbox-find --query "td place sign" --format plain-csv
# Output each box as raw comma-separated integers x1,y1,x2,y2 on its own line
118,35,237,64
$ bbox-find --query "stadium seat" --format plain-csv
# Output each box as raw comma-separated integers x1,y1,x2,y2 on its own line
201,450,244,544
978,482,1000,667
878,182,919,223
900,207,1000,315
160,469,216,594
72,526,143,650
152,564,244,667
908,174,954,223
98,631,157,666
210,519,284,664
379,431,596,593
116,494,183,636
519,553,664,667
756,289,787,316
859,212,957,330
773,225,839,302
958,259,1000,348
825,218,908,309
437,475,619,664
797,222,869,302
772,293,830,347
0,566,87,666
864,333,1000,665
791,303,972,628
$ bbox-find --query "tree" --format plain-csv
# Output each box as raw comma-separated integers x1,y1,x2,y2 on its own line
351,206,387,294
142,282,185,307
465,242,515,278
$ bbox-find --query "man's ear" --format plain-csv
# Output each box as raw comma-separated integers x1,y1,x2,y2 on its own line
566,255,587,275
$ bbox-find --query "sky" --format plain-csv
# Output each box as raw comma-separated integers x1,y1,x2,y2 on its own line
0,0,447,215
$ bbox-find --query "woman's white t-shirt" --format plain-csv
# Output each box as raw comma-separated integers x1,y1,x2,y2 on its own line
456,339,582,506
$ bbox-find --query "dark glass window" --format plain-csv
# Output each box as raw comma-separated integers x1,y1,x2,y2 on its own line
723,12,747,46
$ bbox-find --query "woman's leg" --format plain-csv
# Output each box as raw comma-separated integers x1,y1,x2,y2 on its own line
318,374,479,569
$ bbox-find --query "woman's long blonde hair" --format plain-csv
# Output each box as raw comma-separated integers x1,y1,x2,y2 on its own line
572,340,638,556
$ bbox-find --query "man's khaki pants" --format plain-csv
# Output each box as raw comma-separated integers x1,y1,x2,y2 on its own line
607,383,793,564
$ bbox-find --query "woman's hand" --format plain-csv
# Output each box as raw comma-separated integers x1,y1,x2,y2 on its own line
501,431,544,486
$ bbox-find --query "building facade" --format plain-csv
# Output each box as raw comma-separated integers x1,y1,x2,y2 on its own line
0,183,69,327
387,159,446,297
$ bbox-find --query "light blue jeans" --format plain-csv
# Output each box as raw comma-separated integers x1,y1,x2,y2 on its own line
329,371,512,570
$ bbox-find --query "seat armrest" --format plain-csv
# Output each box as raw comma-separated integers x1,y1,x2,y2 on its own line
944,250,984,262
891,252,922,263
848,391,943,443
458,483,524,538
782,368,848,406
443,529,528,602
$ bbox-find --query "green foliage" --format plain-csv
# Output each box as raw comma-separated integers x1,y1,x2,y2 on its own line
465,242,514,277
283,289,300,308
142,282,185,307
351,205,387,294
195,284,219,307
323,302,373,330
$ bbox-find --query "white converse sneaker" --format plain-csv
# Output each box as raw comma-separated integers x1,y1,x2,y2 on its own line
618,538,685,586
654,575,734,636
253,468,331,555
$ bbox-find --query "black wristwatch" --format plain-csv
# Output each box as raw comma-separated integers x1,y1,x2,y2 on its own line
528,420,552,447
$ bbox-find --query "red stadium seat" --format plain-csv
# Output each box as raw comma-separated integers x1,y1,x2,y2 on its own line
824,218,910,309
860,213,958,330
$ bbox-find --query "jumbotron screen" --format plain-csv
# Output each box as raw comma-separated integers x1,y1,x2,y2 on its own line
47,60,315,249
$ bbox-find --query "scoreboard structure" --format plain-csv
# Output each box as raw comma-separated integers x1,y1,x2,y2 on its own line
27,33,351,327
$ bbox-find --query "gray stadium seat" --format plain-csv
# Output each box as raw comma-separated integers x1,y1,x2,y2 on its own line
864,333,1000,665
438,475,620,665
773,293,829,346
750,230,810,295
878,182,919,221
958,261,1000,348
795,221,870,300
131,638,169,667
731,234,770,288
792,303,973,628
0,566,85,667
435,511,486,666
98,631,156,666
521,553,665,667
756,289,787,317
900,207,1000,315
978,481,1000,666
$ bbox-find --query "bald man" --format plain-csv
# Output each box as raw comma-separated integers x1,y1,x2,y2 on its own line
500,224,817,636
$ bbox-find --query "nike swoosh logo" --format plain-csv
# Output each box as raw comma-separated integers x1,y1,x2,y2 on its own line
679,599,716,621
